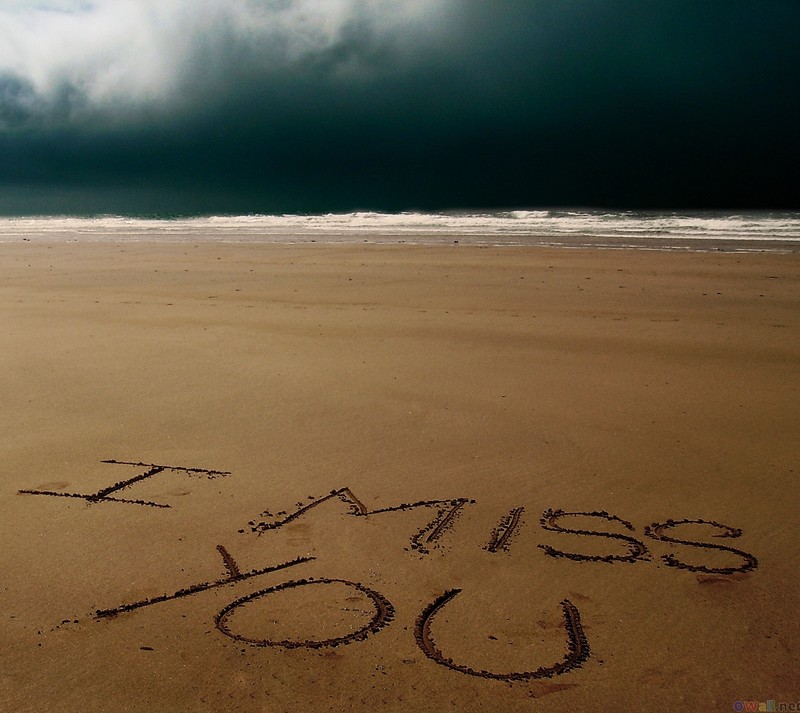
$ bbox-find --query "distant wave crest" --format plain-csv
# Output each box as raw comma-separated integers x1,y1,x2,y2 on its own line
1,211,799,251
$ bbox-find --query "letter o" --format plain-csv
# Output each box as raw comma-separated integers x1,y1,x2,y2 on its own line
215,577,395,649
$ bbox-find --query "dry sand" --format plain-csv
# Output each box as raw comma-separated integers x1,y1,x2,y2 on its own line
1,242,798,712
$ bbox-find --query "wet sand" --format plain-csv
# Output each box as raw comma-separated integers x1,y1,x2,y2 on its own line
1,242,798,712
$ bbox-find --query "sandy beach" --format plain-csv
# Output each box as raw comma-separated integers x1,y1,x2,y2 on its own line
1,241,798,712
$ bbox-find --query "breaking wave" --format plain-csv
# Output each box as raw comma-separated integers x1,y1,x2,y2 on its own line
1,210,799,251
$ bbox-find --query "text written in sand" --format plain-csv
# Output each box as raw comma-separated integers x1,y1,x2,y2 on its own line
21,458,758,685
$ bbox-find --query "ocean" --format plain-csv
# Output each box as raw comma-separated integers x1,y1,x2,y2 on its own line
1,210,799,252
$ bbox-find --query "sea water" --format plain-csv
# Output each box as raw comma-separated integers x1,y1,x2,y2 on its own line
1,210,799,252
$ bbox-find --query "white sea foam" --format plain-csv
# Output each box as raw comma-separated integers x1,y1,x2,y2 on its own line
1,211,799,251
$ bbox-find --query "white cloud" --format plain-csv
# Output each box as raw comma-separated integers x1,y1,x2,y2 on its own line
0,0,450,125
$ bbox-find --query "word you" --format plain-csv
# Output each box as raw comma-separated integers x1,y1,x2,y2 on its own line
96,544,589,683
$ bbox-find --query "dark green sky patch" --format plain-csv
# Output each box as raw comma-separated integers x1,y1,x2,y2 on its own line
0,0,798,214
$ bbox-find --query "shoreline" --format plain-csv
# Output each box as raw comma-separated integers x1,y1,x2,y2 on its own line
1,210,799,253
3,235,799,254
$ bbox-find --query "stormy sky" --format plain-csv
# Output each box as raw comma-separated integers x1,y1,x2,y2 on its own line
1,0,798,215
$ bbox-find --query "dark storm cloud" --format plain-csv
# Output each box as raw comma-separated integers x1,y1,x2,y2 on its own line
0,0,798,214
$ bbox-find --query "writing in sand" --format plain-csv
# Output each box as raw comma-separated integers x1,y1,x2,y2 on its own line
20,458,758,684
